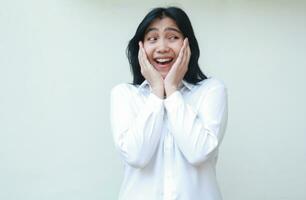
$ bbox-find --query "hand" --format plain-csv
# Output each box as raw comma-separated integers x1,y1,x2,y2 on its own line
138,41,164,98
164,38,191,97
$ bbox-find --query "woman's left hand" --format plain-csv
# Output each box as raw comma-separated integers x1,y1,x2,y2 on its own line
164,38,191,97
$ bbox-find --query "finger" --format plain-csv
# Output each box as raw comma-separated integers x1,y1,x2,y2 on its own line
183,37,188,50
175,41,185,68
143,51,155,73
139,42,155,75
187,40,191,62
140,44,151,70
140,42,148,69
138,42,143,66
185,39,191,70
184,38,189,59
138,42,142,60
182,38,190,71
178,38,187,56
180,38,188,67
181,38,188,57
138,42,146,72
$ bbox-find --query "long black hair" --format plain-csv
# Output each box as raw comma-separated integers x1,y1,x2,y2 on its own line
126,7,208,85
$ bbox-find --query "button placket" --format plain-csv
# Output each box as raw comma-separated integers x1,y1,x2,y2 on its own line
163,127,176,199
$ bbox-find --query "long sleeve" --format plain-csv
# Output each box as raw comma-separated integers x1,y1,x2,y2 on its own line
110,84,165,168
164,85,228,166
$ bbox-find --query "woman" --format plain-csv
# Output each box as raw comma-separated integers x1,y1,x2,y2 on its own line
110,6,228,200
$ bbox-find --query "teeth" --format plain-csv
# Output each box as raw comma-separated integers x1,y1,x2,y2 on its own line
156,58,172,63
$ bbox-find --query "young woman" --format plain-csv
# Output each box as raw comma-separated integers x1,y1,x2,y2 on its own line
110,6,228,200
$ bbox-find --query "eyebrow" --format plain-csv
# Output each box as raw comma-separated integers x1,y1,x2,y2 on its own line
145,27,182,35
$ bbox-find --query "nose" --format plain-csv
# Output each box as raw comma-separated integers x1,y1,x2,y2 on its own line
156,39,170,53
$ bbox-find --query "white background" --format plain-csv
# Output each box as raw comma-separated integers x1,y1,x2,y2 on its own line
1,0,305,199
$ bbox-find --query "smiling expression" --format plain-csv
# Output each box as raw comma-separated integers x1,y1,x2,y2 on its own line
143,17,184,79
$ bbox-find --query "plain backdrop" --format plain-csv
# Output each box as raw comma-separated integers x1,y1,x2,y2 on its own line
0,0,305,199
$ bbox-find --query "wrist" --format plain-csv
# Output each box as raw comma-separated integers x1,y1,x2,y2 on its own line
151,86,164,99
165,85,178,97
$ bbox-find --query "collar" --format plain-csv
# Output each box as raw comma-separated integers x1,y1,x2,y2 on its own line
138,79,194,93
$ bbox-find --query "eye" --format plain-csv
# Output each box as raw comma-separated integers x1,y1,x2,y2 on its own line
147,37,158,42
168,35,179,40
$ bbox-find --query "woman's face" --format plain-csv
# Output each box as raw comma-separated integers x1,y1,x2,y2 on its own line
143,17,184,79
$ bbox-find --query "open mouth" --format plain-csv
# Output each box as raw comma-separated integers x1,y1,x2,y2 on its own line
154,58,174,67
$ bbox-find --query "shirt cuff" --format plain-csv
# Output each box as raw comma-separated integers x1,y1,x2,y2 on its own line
148,92,164,109
164,91,183,111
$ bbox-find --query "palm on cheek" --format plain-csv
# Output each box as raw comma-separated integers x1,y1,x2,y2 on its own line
164,38,191,95
138,42,163,86
138,41,164,98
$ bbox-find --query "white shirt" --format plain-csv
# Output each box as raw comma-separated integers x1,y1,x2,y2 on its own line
110,77,228,200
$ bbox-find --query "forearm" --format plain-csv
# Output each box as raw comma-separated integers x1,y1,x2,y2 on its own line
164,87,228,166
111,86,165,168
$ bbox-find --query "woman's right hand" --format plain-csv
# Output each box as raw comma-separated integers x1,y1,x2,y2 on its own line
138,41,164,99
